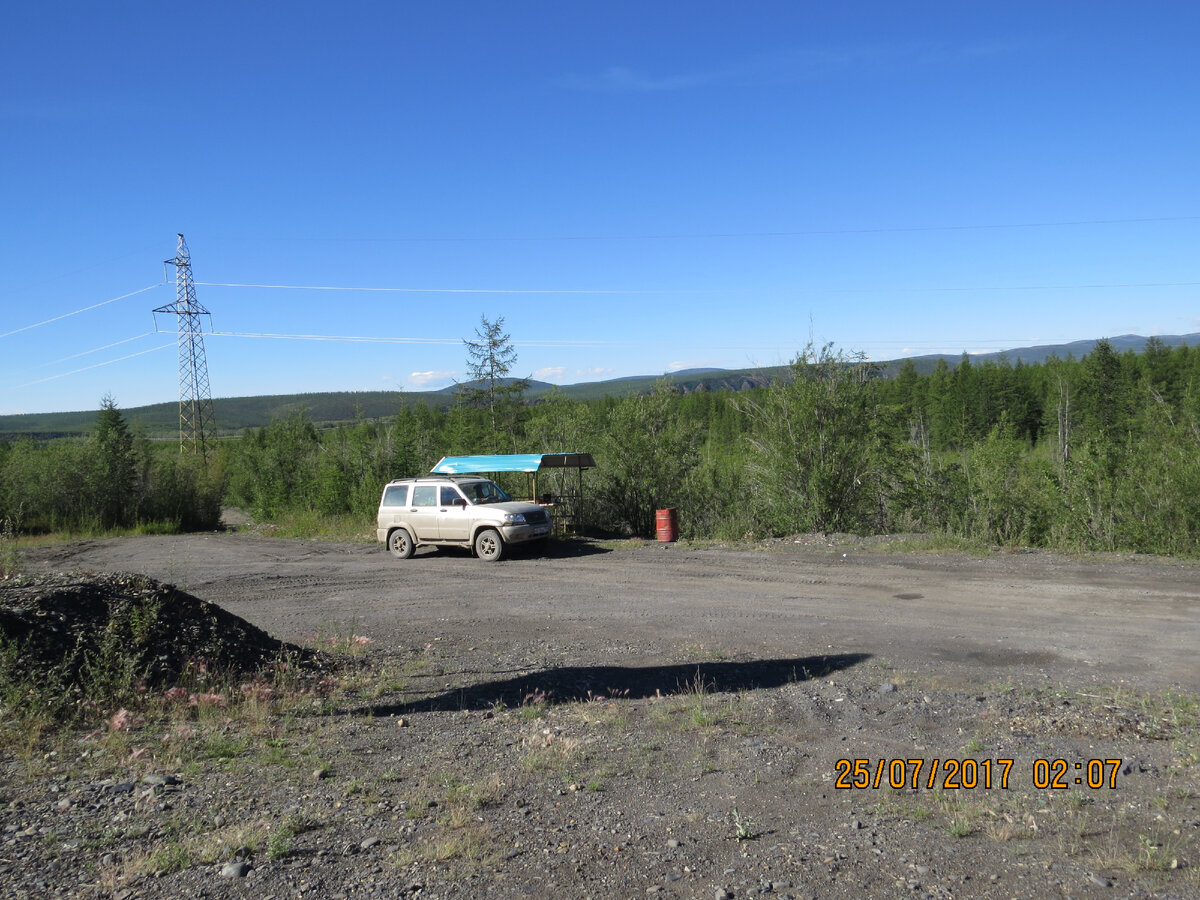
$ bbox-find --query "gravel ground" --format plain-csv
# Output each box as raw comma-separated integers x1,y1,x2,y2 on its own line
2,534,1198,899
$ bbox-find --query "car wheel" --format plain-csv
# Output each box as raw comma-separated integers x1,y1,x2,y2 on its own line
474,528,504,562
388,528,415,559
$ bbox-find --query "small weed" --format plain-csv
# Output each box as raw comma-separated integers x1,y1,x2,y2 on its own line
519,689,550,719
391,823,498,871
148,842,192,875
267,828,292,860
1129,833,1180,872
946,817,974,838
732,808,757,841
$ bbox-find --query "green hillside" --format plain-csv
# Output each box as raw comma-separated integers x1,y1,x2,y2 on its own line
3,333,1197,439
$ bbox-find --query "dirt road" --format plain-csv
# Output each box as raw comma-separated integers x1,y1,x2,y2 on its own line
29,534,1200,692
11,535,1200,899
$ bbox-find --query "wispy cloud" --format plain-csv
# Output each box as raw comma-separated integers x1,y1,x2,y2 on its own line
557,41,1029,94
408,370,456,389
534,366,567,382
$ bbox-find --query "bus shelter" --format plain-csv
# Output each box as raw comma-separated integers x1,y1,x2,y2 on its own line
430,453,595,534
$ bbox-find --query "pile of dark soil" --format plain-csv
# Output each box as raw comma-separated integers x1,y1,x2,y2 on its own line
0,572,313,688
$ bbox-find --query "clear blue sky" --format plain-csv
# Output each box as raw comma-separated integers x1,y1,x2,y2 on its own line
3,1,1198,414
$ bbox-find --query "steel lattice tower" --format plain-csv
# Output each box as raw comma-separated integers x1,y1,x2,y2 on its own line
154,234,215,460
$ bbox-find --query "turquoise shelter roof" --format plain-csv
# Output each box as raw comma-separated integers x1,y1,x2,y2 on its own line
431,453,594,474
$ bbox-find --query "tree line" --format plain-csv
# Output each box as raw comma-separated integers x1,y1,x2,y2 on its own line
3,338,1200,557
0,397,223,535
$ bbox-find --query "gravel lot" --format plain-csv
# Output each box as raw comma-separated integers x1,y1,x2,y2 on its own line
5,533,1199,899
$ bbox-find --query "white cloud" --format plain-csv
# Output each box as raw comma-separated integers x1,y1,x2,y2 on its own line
667,359,721,372
408,370,456,389
534,366,567,382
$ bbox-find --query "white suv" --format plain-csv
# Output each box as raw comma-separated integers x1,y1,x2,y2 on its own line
376,476,552,562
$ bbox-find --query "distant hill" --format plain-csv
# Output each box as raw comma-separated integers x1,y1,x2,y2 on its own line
3,333,1197,439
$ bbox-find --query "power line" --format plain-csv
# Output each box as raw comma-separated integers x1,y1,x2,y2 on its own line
207,330,614,347
204,330,1057,352
0,284,161,339
194,282,663,294
32,333,160,369
194,278,1200,296
211,214,1200,244
19,342,175,386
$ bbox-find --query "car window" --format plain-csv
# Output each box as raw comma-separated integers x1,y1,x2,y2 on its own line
382,484,409,507
462,481,511,504
440,485,463,506
412,485,437,507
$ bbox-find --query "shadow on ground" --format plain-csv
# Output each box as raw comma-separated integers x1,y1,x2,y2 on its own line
415,537,612,561
366,653,871,714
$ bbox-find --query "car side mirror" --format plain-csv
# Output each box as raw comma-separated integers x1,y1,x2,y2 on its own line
452,498,468,508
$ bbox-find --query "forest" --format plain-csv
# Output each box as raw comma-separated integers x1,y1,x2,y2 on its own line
3,337,1200,558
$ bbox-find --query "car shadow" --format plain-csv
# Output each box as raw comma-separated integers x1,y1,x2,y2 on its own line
363,652,871,715
417,537,611,561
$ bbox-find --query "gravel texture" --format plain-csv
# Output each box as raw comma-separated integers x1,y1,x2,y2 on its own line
2,534,1197,899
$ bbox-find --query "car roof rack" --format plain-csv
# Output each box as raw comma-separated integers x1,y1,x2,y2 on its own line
388,474,488,484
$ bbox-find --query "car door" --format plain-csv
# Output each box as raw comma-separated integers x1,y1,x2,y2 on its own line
407,485,441,540
378,483,410,534
436,484,471,543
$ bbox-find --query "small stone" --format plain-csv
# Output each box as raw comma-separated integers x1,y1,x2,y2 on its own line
313,768,330,780
1089,875,1111,887
879,683,897,694
221,861,251,878
716,890,732,900
361,837,381,850
395,717,409,727
666,839,680,848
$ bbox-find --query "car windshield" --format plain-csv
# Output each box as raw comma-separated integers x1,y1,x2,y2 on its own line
461,481,511,504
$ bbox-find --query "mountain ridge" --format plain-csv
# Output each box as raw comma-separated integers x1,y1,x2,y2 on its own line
3,333,1197,438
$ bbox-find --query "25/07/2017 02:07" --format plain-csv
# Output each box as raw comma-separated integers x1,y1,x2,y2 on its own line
834,757,1123,791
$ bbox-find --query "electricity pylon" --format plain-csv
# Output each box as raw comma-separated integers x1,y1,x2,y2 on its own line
154,234,215,460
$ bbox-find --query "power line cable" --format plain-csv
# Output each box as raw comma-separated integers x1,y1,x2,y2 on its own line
205,330,615,347
210,214,1200,244
194,278,1200,296
32,333,160,370
194,282,662,294
19,342,175,387
0,285,161,339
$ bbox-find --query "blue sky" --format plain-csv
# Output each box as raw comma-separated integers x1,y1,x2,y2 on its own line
3,1,1198,414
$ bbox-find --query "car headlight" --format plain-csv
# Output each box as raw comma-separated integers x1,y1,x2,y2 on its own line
501,513,527,525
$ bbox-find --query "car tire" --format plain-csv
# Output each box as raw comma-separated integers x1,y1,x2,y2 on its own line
474,528,504,562
388,528,415,559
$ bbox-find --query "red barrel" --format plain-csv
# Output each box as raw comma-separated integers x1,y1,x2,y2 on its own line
655,508,678,542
